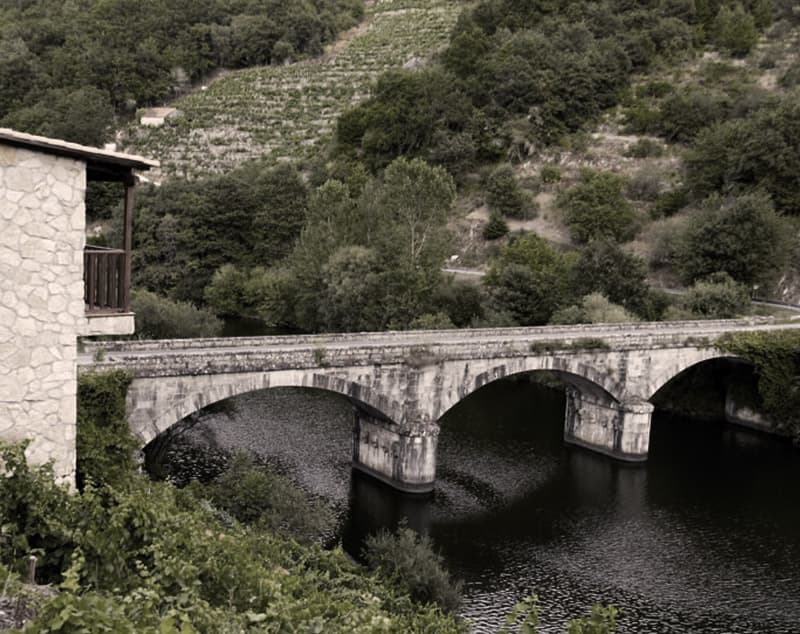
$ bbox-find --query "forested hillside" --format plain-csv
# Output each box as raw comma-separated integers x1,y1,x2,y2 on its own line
119,0,800,336
5,0,799,334
0,0,363,145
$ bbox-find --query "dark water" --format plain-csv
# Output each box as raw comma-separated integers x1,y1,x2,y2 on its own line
162,379,800,633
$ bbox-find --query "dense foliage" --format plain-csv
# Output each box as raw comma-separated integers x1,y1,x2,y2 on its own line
0,0,363,145
75,370,138,490
203,157,458,331
677,192,789,286
364,525,463,614
334,0,773,178
131,289,222,339
132,162,309,305
719,330,800,439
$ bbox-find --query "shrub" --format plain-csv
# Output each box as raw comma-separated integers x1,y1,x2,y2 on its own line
652,188,690,218
483,213,510,240
540,164,562,184
364,525,462,613
1,448,463,632
557,171,639,243
623,138,664,158
408,312,457,330
131,289,222,339
550,293,638,325
76,370,138,490
678,192,789,286
712,4,759,56
486,164,533,218
626,169,664,201
681,272,751,318
485,233,576,325
657,89,730,142
194,453,333,544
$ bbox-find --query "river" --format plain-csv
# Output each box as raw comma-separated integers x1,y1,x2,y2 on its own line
155,377,800,632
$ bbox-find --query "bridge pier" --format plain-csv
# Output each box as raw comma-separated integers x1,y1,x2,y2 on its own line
564,388,652,461
351,410,437,494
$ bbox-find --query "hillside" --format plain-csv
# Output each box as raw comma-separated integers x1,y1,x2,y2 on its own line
123,0,462,180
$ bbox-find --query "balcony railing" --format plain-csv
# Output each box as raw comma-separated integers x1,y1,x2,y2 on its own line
84,246,129,313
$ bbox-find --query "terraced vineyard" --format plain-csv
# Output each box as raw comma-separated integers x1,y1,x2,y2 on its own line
123,0,461,180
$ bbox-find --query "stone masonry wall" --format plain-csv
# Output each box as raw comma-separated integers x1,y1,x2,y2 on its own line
0,144,86,482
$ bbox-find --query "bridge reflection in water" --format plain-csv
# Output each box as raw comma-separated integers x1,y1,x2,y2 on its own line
152,378,800,633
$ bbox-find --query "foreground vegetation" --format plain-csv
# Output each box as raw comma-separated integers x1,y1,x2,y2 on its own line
1,371,620,632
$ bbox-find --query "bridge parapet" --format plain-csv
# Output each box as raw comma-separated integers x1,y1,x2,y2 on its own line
80,317,773,356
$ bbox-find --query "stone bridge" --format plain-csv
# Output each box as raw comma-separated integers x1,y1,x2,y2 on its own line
79,319,797,493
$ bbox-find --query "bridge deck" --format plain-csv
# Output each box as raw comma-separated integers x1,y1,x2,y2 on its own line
79,318,800,377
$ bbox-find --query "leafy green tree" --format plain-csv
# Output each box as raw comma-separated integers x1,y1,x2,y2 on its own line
1,86,115,146
557,171,639,243
681,272,751,318
485,233,576,325
319,246,385,332
678,192,789,286
572,239,652,317
335,69,473,171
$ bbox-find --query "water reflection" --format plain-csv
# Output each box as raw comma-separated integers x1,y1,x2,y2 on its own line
158,378,800,633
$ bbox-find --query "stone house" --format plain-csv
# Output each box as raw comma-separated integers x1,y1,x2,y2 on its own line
0,128,157,483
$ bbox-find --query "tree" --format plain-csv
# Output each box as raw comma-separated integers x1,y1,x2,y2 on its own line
485,233,576,325
319,246,384,332
550,293,638,325
557,171,639,243
572,240,652,317
364,156,456,280
1,86,115,146
712,4,758,56
485,164,532,218
678,192,789,286
681,272,751,318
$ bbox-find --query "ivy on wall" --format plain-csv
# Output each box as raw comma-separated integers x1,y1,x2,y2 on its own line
718,330,800,439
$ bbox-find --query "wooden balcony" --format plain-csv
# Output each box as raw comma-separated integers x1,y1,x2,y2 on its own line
84,246,129,313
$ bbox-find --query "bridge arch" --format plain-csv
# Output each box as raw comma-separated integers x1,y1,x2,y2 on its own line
127,369,404,446
431,355,626,423
645,350,753,403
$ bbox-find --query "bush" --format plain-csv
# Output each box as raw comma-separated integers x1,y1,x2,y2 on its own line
131,289,222,339
1,447,464,632
76,371,138,490
626,169,664,201
550,293,638,325
540,164,562,184
678,192,789,286
484,213,510,240
652,188,690,218
194,453,333,544
485,233,576,325
623,138,664,158
681,272,751,318
557,171,639,243
712,4,759,56
486,164,533,219
364,525,462,613
657,89,731,142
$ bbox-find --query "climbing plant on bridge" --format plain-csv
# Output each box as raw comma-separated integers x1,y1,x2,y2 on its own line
718,330,800,439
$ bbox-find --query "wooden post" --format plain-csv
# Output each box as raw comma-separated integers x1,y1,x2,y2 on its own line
123,172,136,313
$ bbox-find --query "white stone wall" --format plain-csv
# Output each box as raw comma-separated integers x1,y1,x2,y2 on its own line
0,144,86,482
